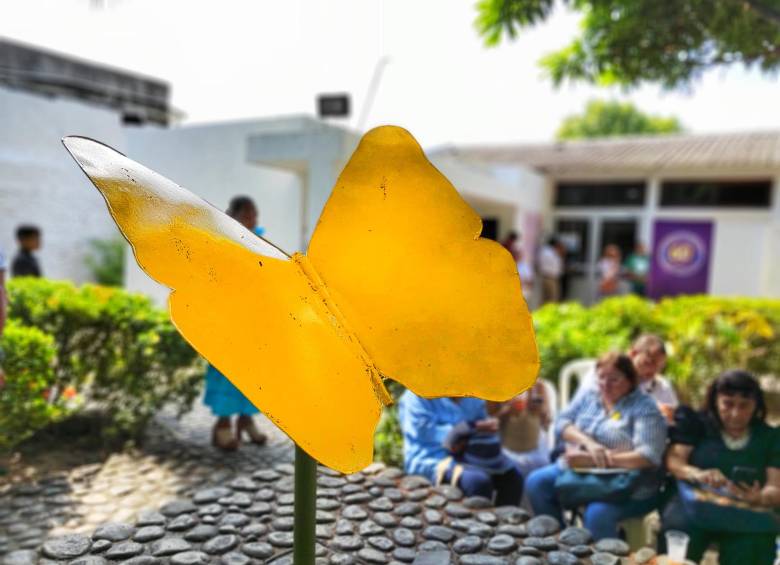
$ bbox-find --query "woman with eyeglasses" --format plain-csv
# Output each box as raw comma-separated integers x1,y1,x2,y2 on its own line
526,352,667,540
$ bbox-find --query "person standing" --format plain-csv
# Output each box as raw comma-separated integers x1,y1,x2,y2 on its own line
204,196,268,450
597,244,622,299
501,231,522,262
539,237,564,304
624,242,650,296
516,248,535,306
11,225,43,278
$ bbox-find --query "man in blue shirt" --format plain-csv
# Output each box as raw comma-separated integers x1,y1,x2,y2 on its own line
398,390,523,505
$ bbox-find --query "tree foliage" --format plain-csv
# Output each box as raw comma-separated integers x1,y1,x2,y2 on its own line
557,99,683,139
476,0,780,89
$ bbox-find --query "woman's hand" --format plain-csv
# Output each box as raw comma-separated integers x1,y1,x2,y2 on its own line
496,403,514,419
563,447,599,468
729,481,764,506
689,467,729,488
581,438,612,468
474,417,499,433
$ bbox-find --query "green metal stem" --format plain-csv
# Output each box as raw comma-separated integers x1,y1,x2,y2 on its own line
293,444,317,565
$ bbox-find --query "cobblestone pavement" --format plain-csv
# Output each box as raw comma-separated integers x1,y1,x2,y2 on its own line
0,402,293,558
3,461,653,565
0,404,716,564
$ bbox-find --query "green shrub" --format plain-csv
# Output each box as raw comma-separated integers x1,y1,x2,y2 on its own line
0,320,61,450
85,237,126,286
532,295,661,384
655,296,780,404
7,278,204,442
373,380,405,467
373,295,780,465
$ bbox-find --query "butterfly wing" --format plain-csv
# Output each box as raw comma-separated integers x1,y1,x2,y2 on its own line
62,137,381,473
307,126,539,400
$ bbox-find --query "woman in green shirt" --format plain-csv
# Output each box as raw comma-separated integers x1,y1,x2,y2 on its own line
662,370,779,564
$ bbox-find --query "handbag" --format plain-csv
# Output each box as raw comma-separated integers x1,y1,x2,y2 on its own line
677,480,780,533
554,468,642,507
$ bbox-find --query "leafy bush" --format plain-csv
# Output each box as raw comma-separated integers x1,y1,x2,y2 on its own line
6,278,204,443
374,295,780,465
534,295,779,403
532,295,661,385
0,320,61,449
85,237,126,286
373,380,405,467
654,297,780,404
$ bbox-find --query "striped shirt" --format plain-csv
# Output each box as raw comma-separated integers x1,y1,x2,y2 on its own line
556,387,667,467
573,366,679,408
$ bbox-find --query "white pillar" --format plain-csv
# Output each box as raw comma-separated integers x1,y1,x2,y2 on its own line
642,176,661,247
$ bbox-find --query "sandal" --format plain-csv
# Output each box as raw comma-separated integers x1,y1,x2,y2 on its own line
212,418,239,451
237,415,267,446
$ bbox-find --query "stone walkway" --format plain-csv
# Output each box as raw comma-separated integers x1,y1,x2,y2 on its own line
4,463,648,565
0,403,293,558
1,403,669,564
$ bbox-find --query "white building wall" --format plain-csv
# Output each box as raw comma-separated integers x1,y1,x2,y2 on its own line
0,87,126,283
709,219,767,296
764,177,780,297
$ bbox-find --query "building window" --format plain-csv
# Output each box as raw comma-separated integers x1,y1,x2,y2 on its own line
660,180,772,208
555,182,646,207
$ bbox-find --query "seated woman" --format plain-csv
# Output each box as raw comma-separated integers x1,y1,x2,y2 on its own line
661,370,779,565
526,352,667,540
398,390,523,506
488,381,552,478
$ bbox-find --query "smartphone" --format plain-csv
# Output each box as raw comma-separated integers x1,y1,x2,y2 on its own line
732,466,760,486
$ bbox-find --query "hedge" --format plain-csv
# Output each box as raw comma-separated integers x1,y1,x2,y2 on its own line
0,320,60,448
374,295,780,467
3,278,204,449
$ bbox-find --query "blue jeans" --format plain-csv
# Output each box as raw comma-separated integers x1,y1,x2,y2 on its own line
443,464,524,506
526,463,658,540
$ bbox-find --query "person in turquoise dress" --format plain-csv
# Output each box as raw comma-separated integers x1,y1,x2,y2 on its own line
624,242,650,296
205,195,268,450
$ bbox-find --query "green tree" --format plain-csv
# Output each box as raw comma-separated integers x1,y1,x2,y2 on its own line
557,99,683,139
475,0,780,89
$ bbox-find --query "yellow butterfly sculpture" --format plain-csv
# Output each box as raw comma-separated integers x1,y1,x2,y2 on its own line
63,126,539,473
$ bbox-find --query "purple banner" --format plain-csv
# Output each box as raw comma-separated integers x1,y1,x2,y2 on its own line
648,220,713,299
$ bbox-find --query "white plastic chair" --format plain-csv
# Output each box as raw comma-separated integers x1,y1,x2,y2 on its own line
538,378,558,450
558,358,596,409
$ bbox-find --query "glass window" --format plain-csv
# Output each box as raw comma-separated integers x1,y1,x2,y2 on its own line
660,180,772,208
555,218,590,266
555,182,646,207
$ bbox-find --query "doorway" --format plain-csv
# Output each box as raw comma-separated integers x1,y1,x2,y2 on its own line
554,216,640,303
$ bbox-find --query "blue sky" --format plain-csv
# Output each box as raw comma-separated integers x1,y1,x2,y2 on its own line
4,0,779,147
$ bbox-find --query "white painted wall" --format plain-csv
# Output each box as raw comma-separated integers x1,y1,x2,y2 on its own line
0,86,125,283
124,119,304,304
709,219,767,296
